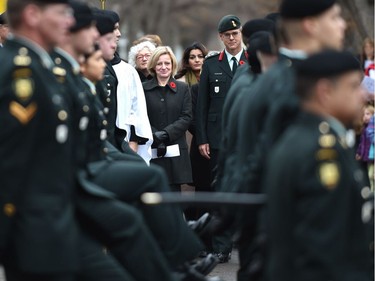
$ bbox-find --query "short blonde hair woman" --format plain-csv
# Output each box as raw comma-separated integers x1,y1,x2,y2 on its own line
147,46,178,78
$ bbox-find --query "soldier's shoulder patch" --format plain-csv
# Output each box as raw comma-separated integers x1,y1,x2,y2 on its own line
11,64,34,103
318,162,340,190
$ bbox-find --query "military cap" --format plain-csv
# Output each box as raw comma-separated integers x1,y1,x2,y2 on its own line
217,15,241,33
242,19,275,39
247,31,274,55
280,0,336,19
296,50,361,78
105,10,120,24
69,0,94,32
93,9,115,36
0,13,6,25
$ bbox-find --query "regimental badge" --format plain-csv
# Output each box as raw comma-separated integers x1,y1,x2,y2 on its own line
232,20,237,27
319,134,336,148
214,86,220,93
14,78,34,101
9,101,37,125
319,162,340,190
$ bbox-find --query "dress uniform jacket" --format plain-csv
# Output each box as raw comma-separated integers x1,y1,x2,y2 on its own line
196,50,247,150
143,77,193,184
0,37,79,272
265,112,373,281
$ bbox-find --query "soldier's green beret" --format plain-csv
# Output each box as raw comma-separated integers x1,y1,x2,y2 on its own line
296,50,361,78
280,0,336,19
217,15,241,33
69,1,94,32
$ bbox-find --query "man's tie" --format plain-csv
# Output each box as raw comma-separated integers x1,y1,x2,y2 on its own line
231,57,238,75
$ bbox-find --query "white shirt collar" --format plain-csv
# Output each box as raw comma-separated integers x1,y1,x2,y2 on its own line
279,47,308,60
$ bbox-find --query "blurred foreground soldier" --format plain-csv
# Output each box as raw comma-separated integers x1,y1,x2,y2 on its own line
0,0,78,280
265,50,373,281
196,14,247,263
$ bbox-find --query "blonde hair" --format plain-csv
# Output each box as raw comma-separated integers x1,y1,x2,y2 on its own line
128,41,156,68
147,46,178,77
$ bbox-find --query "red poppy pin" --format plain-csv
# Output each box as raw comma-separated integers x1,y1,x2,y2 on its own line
169,82,176,89
239,60,245,65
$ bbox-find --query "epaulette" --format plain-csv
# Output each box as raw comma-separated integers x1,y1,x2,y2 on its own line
205,51,220,60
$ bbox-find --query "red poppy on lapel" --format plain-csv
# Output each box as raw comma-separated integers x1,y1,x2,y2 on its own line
239,60,245,65
169,82,176,89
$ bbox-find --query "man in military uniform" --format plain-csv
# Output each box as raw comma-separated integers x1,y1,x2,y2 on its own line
0,0,78,280
196,14,247,263
265,50,373,281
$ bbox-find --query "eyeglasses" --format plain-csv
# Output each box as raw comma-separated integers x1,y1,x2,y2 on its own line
189,55,204,60
222,31,240,39
136,53,151,60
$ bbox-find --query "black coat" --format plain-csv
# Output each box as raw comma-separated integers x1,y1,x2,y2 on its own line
143,77,192,184
0,38,79,272
196,50,247,149
265,112,373,281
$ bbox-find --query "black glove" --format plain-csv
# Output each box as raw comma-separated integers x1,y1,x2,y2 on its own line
157,143,167,158
153,130,169,145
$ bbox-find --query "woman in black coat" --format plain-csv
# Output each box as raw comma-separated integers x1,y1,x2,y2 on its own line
143,46,192,191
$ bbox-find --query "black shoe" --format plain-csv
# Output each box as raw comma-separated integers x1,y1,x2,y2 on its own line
213,252,231,263
187,213,211,236
192,253,219,276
